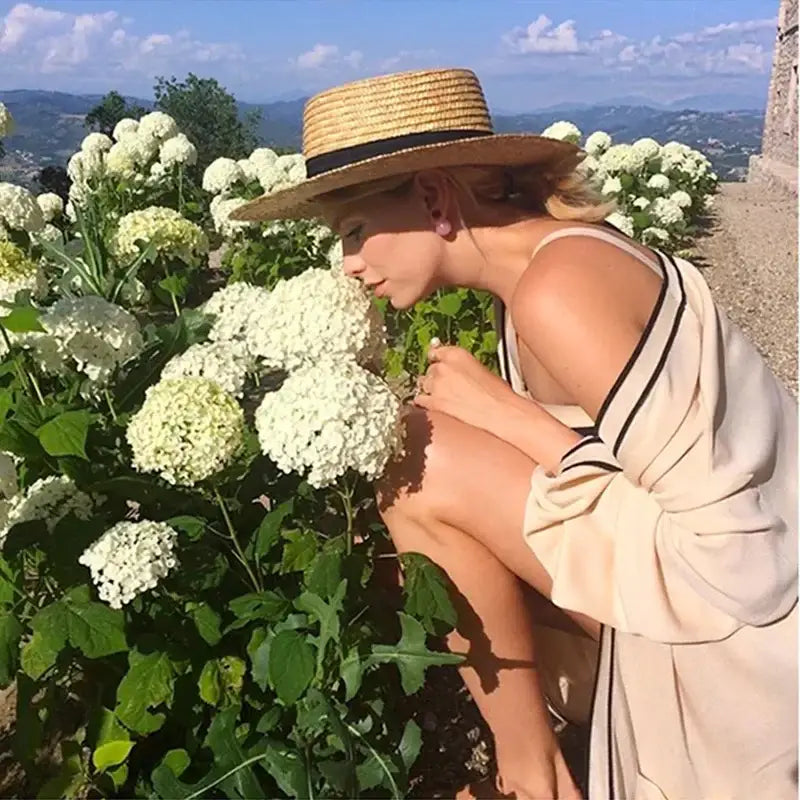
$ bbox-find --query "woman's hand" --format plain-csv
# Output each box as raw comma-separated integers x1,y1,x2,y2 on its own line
412,339,519,434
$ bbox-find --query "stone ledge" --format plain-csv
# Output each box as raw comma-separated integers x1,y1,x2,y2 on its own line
747,154,798,197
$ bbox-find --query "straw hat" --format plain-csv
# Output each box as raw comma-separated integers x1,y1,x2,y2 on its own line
231,67,582,223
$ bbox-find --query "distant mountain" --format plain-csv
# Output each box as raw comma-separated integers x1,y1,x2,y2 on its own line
0,89,764,187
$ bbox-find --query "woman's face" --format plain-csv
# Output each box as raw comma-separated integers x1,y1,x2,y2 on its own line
331,188,447,310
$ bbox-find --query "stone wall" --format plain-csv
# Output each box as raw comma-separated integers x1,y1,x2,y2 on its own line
748,0,798,195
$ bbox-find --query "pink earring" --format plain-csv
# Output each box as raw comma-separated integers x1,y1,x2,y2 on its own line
436,218,451,236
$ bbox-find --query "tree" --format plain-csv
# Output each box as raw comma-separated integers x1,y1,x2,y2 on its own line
85,90,147,136
37,165,70,201
153,73,261,170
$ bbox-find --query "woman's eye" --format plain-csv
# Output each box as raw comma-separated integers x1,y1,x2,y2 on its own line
345,225,363,241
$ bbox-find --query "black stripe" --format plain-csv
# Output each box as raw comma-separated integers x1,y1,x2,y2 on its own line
572,425,597,436
305,128,492,177
585,624,605,799
561,460,622,474
560,434,601,463
612,252,687,458
607,627,617,799
595,251,669,429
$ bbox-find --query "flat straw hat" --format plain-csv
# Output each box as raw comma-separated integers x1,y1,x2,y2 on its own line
231,67,582,223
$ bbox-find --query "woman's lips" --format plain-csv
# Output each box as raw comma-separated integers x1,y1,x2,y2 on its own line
371,280,387,297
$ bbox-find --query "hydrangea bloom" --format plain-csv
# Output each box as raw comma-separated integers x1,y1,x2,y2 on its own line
248,148,278,170
127,377,245,486
30,223,63,246
257,154,306,193
605,212,634,237
237,159,258,183
584,130,611,155
203,281,270,354
159,133,197,168
632,196,650,209
245,268,386,371
0,103,14,137
540,121,581,144
601,176,622,195
0,241,48,303
29,296,144,387
36,192,64,222
255,356,404,488
81,132,113,153
0,476,94,551
0,183,45,232
0,452,16,500
669,190,692,209
650,197,684,227
111,206,208,267
80,520,178,609
327,239,344,272
642,227,670,245
112,118,139,141
161,340,253,397
105,141,138,178
632,137,660,160
600,144,646,175
203,158,245,194
67,149,104,186
137,112,178,142
659,141,692,174
125,133,160,167
210,196,253,238
646,174,670,192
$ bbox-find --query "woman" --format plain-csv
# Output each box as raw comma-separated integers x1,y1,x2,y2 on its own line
232,68,798,799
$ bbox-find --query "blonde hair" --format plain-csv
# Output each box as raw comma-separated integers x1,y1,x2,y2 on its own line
317,152,616,234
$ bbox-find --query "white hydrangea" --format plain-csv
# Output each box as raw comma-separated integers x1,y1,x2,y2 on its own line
203,281,270,353
113,118,140,141
576,154,602,179
28,296,144,387
659,141,692,174
125,132,160,167
327,239,344,272
257,153,306,193
650,197,684,227
584,130,611,155
237,159,258,182
248,148,278,170
203,158,245,195
67,149,104,186
30,223,63,245
0,241,48,303
540,121,581,144
605,212,634,237
105,141,138,178
127,377,245,486
245,268,386,371
669,190,692,209
81,132,113,154
600,143,646,175
632,197,650,210
161,340,253,398
137,112,178,142
111,206,208,267
642,227,670,245
0,452,16,501
159,133,197,168
36,192,64,222
210,196,253,239
632,137,660,160
646,173,670,192
0,476,94,551
80,520,178,609
0,103,14,138
703,195,715,210
255,356,403,488
0,183,45,232
601,176,622,195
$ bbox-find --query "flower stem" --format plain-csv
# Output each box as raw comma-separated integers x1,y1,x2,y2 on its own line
339,476,356,555
104,389,118,423
214,488,261,592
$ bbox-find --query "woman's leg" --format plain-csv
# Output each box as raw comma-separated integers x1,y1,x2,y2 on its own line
376,408,599,799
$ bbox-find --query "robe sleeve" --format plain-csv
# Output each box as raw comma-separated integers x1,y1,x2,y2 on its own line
523,252,797,644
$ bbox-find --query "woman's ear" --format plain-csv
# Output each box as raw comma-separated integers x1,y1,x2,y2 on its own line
412,169,450,218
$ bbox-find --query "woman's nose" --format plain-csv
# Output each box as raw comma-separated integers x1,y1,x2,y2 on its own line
342,256,365,279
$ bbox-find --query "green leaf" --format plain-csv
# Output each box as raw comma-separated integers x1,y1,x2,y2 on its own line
280,528,318,573
92,740,134,772
261,743,309,798
167,515,206,540
228,591,290,629
115,649,178,734
0,613,22,685
304,541,344,598
437,292,463,317
158,273,189,299
255,498,293,558
37,410,92,459
368,613,464,695
89,707,129,751
248,628,271,692
186,601,222,646
0,306,45,333
295,580,346,676
20,630,60,680
160,748,190,778
36,740,86,799
268,630,314,705
399,719,422,771
198,656,245,707
340,647,363,701
204,705,263,799
400,552,458,633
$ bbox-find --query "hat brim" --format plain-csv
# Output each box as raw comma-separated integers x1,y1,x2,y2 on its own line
230,133,583,223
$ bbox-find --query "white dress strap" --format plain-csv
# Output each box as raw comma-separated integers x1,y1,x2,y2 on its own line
531,225,662,274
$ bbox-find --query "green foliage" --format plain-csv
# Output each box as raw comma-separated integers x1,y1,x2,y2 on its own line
85,90,148,137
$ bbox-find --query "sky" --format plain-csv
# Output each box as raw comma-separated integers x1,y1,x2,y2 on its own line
0,0,781,111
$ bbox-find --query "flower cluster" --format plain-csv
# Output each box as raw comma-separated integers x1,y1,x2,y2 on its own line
79,520,179,608
111,206,208,267
27,296,144,389
161,340,253,397
245,268,386,371
540,121,582,144
203,158,245,195
0,102,14,138
159,133,197,168
0,241,48,303
126,377,245,486
0,476,94,551
0,183,45,233
210,195,252,238
36,192,64,222
255,356,404,488
203,281,271,352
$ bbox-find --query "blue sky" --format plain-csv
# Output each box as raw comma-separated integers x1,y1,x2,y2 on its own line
0,0,780,110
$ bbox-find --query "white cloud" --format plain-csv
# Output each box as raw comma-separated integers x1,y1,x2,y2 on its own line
378,48,439,72
290,42,364,71
674,17,777,43
503,14,580,54
0,2,65,52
